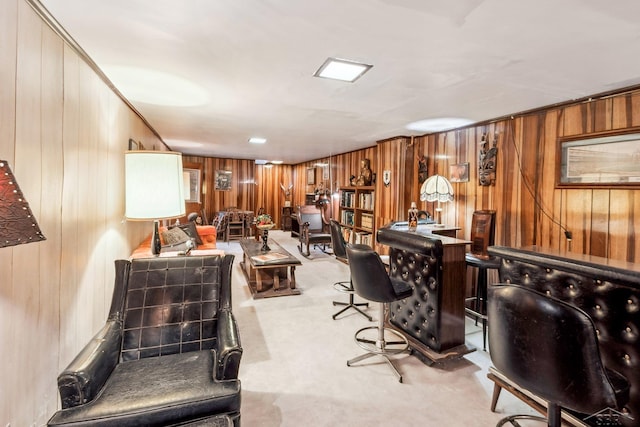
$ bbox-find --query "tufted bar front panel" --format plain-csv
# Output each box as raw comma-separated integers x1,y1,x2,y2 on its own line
387,245,446,351
489,245,640,425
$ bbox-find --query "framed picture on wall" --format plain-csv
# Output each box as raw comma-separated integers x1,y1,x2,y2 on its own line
449,162,469,183
307,168,315,185
128,138,139,150
558,129,640,187
215,170,232,191
322,165,329,180
183,168,201,202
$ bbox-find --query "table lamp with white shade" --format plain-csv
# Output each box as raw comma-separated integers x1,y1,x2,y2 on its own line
125,151,186,255
419,174,454,226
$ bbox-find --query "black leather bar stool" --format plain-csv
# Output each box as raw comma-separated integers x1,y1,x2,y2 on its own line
464,210,500,351
488,284,630,427
346,244,413,382
329,220,372,321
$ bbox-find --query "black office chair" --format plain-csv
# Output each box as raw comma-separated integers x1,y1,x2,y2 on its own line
488,284,630,427
329,220,372,321
346,244,413,382
464,210,500,351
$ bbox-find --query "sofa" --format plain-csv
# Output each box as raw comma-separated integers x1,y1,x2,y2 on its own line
131,223,221,259
296,205,331,256
487,245,639,426
48,255,242,426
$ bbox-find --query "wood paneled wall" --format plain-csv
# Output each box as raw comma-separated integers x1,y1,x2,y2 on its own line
181,156,256,220
291,96,640,264
406,95,640,263
1,1,164,424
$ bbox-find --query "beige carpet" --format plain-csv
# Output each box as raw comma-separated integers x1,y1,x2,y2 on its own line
223,231,537,426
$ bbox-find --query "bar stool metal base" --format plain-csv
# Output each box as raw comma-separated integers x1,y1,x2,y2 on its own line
347,304,409,382
496,414,547,426
332,281,372,321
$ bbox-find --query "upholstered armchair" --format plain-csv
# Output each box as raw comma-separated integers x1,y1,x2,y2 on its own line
48,255,242,426
296,205,331,256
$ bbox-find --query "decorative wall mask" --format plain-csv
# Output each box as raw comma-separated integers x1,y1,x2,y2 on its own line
478,133,498,186
417,155,428,184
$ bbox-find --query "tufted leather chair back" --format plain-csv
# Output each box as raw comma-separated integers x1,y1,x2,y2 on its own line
120,255,232,362
346,244,400,303
489,283,628,414
491,245,639,424
469,210,496,258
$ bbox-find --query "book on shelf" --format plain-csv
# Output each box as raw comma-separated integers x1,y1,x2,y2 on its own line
341,210,354,226
341,226,353,244
354,231,372,246
341,191,355,208
358,192,375,210
361,213,373,230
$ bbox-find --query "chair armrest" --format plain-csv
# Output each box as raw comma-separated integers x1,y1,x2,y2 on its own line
300,222,311,241
57,320,122,408
213,309,243,381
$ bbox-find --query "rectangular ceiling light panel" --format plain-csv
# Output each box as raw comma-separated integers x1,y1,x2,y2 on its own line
314,57,373,82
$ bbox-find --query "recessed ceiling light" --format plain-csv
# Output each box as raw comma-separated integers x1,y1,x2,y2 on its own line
406,117,475,133
271,160,283,164
313,57,373,83
249,137,267,144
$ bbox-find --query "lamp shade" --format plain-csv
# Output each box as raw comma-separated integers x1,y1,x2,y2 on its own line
125,151,186,221
0,160,46,248
420,174,454,203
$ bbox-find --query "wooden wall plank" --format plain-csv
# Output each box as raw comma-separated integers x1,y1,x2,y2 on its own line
14,2,43,421
608,190,637,262
0,0,18,421
590,190,610,258
39,21,64,419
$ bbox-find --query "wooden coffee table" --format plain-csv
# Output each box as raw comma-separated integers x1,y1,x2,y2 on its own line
239,239,302,299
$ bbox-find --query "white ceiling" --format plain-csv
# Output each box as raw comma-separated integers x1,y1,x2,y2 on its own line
38,0,640,164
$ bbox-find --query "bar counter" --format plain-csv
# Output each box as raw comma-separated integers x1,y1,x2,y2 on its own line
377,222,472,364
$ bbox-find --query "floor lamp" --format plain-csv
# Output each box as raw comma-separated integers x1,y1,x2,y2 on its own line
419,174,454,226
125,151,186,255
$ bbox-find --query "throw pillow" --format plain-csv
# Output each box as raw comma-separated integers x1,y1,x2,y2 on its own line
161,226,190,245
170,222,203,245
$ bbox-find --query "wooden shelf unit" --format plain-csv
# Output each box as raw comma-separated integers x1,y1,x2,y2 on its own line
339,186,375,247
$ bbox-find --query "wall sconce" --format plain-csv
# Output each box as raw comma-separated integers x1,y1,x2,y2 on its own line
125,151,186,255
0,160,46,248
420,174,454,226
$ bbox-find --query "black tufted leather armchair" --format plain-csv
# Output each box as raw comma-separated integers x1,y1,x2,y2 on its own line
48,255,242,427
489,245,639,426
488,283,629,426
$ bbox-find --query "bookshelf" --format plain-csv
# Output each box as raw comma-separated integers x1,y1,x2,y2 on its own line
339,186,375,247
